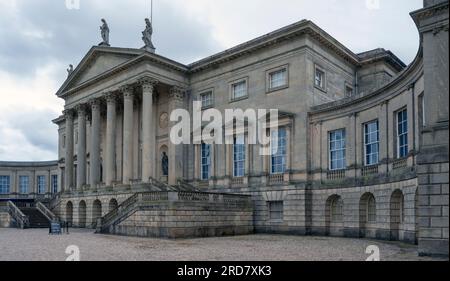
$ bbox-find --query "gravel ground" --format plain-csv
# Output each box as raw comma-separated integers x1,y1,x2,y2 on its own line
0,228,446,261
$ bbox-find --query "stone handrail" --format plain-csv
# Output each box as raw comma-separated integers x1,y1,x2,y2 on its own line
49,192,62,208
36,202,58,222
100,193,140,229
7,201,29,229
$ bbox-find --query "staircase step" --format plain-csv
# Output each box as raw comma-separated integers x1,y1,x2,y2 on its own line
19,207,51,228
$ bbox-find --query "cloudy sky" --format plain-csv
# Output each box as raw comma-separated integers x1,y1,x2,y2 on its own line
0,0,423,161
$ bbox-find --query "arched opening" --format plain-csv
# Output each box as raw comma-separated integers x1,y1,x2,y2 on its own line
109,198,118,212
390,189,404,241
92,200,102,226
65,201,73,225
359,193,376,238
78,200,87,228
325,195,344,236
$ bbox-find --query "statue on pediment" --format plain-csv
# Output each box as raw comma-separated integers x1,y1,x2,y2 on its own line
67,64,74,77
99,19,110,46
142,18,155,53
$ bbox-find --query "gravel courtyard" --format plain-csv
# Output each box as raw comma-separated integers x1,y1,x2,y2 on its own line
0,228,445,261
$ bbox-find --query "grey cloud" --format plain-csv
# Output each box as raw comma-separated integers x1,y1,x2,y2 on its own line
8,108,59,153
0,0,222,81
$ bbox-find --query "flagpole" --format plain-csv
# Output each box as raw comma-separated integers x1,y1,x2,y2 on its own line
151,0,153,23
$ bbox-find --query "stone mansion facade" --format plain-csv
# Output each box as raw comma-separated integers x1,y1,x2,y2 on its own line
0,1,448,257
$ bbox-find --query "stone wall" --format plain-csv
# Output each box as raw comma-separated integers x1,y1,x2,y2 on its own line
111,201,253,239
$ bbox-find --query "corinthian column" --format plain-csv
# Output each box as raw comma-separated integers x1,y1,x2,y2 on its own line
139,77,158,183
76,105,87,189
64,109,75,191
168,86,186,185
121,85,134,184
89,99,101,188
105,93,117,186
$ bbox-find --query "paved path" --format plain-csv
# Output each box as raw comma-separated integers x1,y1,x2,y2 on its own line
0,228,445,261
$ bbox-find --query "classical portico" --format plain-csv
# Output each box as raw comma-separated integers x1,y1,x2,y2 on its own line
59,75,187,191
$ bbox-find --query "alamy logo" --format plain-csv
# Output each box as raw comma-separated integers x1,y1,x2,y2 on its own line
65,245,80,261
170,102,280,156
365,245,380,261
65,0,80,10
365,0,380,10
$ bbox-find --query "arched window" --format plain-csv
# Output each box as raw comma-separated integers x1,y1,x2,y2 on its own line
367,195,377,223
331,197,343,222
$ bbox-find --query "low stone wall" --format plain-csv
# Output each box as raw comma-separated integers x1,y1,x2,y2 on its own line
0,211,12,228
103,192,254,239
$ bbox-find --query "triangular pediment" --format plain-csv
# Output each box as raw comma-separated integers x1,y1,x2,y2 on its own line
57,46,144,96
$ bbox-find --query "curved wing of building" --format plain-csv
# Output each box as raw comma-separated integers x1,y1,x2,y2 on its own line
1,0,448,257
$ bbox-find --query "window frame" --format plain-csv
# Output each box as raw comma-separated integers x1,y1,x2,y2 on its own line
314,65,326,91
51,175,58,194
200,143,211,181
270,128,287,175
266,65,289,93
268,201,284,222
19,175,29,194
0,176,10,194
345,83,354,97
367,195,377,223
229,78,249,102
233,135,246,178
396,108,409,159
199,89,214,109
329,129,347,171
364,120,380,167
37,175,46,195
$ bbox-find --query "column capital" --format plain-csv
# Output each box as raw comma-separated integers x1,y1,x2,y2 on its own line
88,98,101,109
63,109,75,120
104,92,118,103
169,86,187,101
75,104,87,115
120,85,135,99
138,76,158,92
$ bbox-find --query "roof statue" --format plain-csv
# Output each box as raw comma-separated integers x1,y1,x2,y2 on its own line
142,18,155,53
99,19,110,46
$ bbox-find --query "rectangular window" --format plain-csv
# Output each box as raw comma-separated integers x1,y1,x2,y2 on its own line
329,129,346,170
200,91,213,109
269,68,287,89
315,68,325,89
397,109,408,158
364,121,380,166
19,176,29,194
271,128,287,174
201,143,211,181
37,176,46,194
231,80,247,100
268,201,284,221
0,176,10,194
51,175,58,194
345,86,353,97
233,135,246,177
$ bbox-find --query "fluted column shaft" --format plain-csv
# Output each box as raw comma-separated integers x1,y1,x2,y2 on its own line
122,86,134,184
140,77,158,183
64,110,74,191
105,94,117,186
76,105,87,189
168,86,186,185
90,99,101,188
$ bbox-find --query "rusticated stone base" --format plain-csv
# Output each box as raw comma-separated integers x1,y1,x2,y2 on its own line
103,200,254,239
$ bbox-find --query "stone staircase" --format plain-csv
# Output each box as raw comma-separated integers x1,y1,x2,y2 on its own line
20,207,50,228
6,200,58,229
